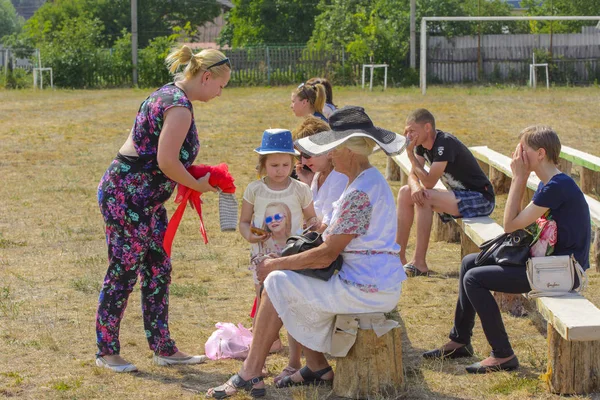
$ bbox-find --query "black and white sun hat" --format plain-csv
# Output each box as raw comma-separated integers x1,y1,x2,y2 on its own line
295,106,407,156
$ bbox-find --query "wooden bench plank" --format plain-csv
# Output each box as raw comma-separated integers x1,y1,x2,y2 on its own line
457,216,504,246
470,146,600,227
561,145,600,173
470,145,540,192
391,151,446,190
536,295,600,341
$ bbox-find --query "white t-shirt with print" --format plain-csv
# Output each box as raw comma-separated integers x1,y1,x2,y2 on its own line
311,170,348,227
243,177,313,259
325,167,406,293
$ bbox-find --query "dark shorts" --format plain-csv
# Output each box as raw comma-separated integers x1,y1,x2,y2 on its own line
439,190,494,222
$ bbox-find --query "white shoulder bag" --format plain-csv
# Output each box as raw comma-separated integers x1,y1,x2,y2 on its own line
526,255,587,298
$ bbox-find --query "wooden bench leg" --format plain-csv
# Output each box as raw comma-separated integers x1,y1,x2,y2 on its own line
545,322,600,394
594,227,600,273
432,215,460,243
492,292,528,317
580,167,599,196
386,158,402,181
490,167,511,195
459,231,480,259
558,159,572,176
334,327,403,399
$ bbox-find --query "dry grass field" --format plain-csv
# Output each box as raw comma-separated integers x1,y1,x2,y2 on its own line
1,85,600,400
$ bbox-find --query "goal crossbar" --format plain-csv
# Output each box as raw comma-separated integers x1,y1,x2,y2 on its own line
420,16,600,94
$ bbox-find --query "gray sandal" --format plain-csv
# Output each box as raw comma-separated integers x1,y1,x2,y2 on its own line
404,263,429,277
208,374,265,399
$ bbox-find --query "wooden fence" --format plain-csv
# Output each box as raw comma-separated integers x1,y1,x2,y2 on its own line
428,30,600,84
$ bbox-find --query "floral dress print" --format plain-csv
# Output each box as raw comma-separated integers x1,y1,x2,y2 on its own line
96,83,199,357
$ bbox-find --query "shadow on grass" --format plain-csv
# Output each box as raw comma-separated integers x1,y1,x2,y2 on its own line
398,315,466,400
132,366,231,396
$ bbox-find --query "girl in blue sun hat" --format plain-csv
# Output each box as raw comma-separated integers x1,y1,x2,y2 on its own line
240,129,317,354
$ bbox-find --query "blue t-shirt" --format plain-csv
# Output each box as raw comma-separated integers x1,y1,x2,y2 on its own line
313,111,328,122
532,173,591,269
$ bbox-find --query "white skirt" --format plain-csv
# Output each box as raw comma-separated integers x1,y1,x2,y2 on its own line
264,271,402,354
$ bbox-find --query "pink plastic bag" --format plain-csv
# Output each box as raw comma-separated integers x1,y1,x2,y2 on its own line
204,322,253,360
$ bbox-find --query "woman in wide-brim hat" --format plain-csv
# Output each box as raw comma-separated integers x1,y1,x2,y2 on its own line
207,106,408,398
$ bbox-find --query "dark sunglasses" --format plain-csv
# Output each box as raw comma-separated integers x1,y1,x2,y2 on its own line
300,152,312,160
206,57,231,70
265,213,285,224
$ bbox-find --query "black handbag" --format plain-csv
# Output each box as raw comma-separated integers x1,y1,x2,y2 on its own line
475,229,534,267
280,231,343,281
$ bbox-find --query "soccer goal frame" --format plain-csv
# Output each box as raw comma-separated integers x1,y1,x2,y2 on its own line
420,16,600,94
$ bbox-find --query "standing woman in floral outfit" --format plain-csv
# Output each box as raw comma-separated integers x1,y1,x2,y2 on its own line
95,46,231,372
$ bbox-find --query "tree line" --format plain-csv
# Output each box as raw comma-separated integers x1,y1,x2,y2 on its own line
1,0,599,88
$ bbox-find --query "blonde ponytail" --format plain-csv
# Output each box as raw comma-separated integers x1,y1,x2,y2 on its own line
313,83,326,114
165,46,230,81
166,45,194,74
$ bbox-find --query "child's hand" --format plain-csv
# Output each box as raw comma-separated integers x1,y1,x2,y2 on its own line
248,231,270,244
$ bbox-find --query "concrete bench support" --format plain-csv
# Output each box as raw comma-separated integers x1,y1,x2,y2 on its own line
334,325,403,399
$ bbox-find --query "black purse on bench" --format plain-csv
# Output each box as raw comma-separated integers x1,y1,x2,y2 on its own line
280,231,343,281
475,229,534,267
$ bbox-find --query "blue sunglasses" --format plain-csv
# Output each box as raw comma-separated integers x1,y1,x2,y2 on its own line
265,213,285,224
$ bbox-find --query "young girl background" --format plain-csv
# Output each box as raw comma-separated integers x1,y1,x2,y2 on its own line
290,82,328,122
305,77,337,119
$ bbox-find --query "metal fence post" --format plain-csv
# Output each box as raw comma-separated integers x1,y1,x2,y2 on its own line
266,46,270,85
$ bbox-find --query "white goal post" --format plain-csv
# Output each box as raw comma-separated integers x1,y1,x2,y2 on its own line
420,16,600,95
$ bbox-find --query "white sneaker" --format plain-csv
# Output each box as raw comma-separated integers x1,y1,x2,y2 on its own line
153,354,209,366
95,356,138,373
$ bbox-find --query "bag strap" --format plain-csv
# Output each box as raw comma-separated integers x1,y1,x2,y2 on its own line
572,255,588,294
475,233,507,266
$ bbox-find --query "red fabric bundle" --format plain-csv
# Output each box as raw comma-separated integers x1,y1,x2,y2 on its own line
163,163,236,257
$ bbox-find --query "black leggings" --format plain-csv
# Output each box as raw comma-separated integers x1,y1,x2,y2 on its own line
449,253,531,358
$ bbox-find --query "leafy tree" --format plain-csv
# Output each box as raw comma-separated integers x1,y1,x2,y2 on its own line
22,0,221,47
522,0,600,33
309,0,516,85
218,0,322,46
0,0,23,39
310,0,411,84
37,15,106,87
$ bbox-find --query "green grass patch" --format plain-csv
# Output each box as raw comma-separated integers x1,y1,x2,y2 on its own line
51,377,83,391
170,283,209,299
489,375,541,395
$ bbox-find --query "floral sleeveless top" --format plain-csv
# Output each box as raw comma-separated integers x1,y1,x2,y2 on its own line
132,83,200,171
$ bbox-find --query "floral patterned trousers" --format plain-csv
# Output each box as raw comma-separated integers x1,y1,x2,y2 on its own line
96,158,178,357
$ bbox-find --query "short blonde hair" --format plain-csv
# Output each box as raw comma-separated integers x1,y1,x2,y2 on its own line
292,116,330,140
338,137,377,157
165,46,230,81
519,125,561,165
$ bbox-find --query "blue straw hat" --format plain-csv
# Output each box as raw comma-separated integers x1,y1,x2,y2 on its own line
254,129,300,155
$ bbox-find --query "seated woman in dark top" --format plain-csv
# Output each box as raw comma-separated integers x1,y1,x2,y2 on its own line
423,125,591,373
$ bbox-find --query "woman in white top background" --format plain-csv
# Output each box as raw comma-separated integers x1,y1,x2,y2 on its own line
293,116,348,233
